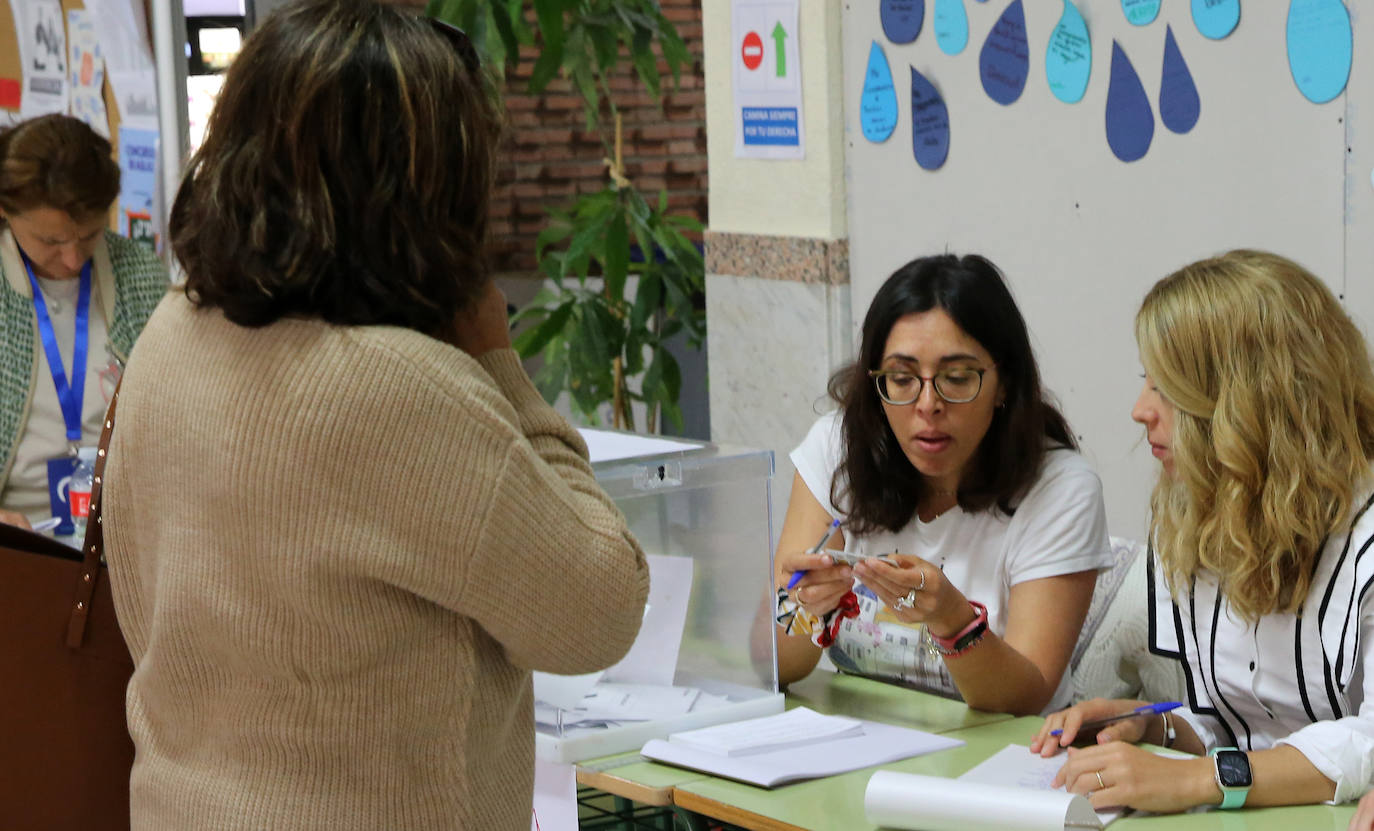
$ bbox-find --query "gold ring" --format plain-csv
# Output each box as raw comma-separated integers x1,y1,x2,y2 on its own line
1095,771,1106,790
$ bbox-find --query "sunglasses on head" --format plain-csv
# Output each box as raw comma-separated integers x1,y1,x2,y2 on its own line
427,17,481,74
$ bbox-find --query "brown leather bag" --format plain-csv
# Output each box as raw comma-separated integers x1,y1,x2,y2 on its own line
0,390,133,829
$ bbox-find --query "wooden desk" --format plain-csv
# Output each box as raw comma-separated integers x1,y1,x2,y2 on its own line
670,715,1359,831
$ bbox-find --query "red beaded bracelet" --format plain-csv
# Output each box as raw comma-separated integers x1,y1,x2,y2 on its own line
929,600,989,658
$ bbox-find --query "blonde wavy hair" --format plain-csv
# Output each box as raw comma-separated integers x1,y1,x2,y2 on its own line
1136,250,1374,621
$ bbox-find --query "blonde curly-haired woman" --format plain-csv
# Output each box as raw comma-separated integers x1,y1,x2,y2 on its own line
1031,250,1374,816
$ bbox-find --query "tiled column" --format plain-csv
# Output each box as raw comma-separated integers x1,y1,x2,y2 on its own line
705,233,851,523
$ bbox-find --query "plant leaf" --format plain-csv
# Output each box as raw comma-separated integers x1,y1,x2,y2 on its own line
512,300,575,358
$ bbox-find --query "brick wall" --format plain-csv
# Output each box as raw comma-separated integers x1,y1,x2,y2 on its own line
488,0,707,275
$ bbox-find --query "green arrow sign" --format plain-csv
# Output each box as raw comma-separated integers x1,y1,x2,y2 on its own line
772,21,787,77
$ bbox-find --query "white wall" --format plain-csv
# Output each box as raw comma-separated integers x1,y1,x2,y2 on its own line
841,1,1368,541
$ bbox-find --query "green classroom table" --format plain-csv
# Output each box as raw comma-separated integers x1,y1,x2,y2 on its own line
574,673,1358,830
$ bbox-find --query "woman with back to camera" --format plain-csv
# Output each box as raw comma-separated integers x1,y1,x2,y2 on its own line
773,254,1112,715
0,114,166,530
103,1,649,828
1034,251,1374,814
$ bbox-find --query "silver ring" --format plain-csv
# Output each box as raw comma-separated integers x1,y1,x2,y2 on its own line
1095,771,1106,790
916,569,927,591
896,589,918,610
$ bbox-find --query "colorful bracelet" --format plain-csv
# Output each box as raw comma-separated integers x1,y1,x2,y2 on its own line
928,600,989,658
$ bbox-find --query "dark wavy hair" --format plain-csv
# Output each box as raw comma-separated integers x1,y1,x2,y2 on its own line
828,254,1075,534
0,114,119,221
170,0,502,338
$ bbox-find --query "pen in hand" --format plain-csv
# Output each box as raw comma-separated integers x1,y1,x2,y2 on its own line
1050,702,1182,745
785,519,842,591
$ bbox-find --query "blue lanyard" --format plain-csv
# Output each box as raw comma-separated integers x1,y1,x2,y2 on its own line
22,254,91,446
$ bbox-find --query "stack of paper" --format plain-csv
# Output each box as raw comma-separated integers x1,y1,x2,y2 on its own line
641,707,963,788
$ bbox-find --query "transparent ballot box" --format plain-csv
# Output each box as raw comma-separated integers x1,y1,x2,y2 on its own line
533,430,783,763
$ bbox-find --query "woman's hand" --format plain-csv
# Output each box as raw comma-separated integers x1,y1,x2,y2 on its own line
0,509,32,530
1031,698,1153,756
853,554,970,638
450,281,511,357
775,548,852,618
1053,742,1218,814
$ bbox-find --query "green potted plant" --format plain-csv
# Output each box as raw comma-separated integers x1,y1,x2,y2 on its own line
427,0,706,433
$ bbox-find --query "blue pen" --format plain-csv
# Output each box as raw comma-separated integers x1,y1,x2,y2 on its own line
785,519,842,591
1050,701,1182,739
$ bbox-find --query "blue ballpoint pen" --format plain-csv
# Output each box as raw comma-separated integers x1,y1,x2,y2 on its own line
1050,701,1183,740
785,519,842,591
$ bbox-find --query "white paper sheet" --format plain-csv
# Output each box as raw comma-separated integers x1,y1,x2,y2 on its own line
531,756,578,831
864,769,1103,831
668,706,862,757
107,69,157,129
15,0,68,117
578,428,703,463
532,669,604,712
602,554,692,686
643,719,963,788
959,745,1120,826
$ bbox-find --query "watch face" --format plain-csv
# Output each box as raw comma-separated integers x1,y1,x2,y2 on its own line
1215,750,1253,788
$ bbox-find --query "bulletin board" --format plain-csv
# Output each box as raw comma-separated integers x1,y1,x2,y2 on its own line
842,1,1371,540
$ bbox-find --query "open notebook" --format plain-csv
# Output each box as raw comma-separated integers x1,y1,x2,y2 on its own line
641,707,963,788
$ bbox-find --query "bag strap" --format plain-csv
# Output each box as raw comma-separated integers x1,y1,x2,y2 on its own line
65,384,119,649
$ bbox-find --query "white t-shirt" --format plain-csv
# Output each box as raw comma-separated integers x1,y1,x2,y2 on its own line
790,411,1113,712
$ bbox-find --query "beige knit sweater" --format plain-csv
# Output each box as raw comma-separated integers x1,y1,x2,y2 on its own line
105,292,649,830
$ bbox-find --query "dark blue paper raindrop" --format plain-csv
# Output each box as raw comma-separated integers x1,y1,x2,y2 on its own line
881,0,926,45
979,0,1029,106
1159,25,1200,133
1105,40,1154,162
910,67,950,170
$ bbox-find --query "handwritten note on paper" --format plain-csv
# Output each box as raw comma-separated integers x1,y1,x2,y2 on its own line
1159,25,1201,134
881,0,926,45
979,0,1029,106
1191,0,1240,40
1046,0,1091,105
1121,0,1160,26
910,67,950,171
16,0,68,117
1286,0,1352,104
933,0,969,56
860,41,899,143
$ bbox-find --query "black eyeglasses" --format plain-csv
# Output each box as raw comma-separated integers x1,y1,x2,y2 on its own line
427,17,481,75
868,366,994,405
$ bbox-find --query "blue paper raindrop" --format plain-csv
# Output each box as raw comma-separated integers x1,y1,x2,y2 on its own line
910,67,951,170
882,0,926,45
861,42,900,143
1105,40,1154,162
1159,25,1200,133
980,0,1030,106
1121,0,1161,26
1192,0,1240,40
1046,0,1091,104
934,0,969,55
1286,0,1352,104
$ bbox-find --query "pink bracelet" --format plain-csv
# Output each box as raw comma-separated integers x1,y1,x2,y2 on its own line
929,600,989,657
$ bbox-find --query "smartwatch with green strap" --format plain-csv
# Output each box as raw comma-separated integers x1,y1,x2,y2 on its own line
1209,747,1253,809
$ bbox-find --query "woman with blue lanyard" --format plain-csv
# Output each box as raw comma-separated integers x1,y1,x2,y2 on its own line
1034,251,1374,815
0,114,168,531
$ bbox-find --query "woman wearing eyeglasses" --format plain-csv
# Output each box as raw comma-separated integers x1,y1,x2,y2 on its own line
774,254,1111,715
1033,251,1374,816
103,1,649,828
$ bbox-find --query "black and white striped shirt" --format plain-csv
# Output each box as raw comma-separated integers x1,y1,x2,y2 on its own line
1149,492,1374,803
